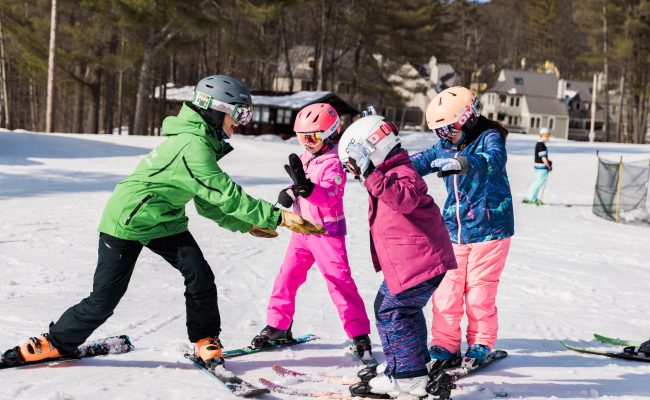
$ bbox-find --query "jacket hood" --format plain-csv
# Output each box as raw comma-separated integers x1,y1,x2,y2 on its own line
162,102,230,154
375,148,410,173
162,103,217,138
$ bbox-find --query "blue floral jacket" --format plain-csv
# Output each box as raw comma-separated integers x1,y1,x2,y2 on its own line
410,129,514,244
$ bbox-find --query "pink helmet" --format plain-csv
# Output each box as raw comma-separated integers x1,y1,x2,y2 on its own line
294,103,341,140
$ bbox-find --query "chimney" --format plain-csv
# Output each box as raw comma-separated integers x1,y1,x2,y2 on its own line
557,79,566,100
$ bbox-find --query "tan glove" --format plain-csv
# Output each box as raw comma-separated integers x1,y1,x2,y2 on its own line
279,210,326,235
249,225,278,238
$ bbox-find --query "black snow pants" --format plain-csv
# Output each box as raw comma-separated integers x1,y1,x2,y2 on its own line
49,231,220,354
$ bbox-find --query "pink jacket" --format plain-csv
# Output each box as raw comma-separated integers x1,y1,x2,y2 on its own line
295,144,347,236
364,149,457,295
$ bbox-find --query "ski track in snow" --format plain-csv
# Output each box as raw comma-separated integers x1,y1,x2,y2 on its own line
1,130,649,399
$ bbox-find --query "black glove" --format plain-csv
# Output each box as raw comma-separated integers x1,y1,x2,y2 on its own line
277,188,295,208
284,153,314,197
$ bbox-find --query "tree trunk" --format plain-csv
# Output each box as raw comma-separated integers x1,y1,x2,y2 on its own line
279,15,293,91
316,0,328,91
103,32,118,135
0,16,10,129
89,75,101,135
45,0,58,133
616,69,626,143
133,30,158,135
116,69,124,135
28,78,37,131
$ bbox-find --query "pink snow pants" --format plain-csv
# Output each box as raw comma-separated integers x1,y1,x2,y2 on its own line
431,237,511,352
266,233,371,339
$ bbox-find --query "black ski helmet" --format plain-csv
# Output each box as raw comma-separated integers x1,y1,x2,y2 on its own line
190,75,253,130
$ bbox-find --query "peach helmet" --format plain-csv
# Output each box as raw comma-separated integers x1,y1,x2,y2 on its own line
426,86,481,140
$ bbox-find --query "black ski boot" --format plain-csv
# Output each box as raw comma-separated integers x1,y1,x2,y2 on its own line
251,324,293,349
353,334,372,359
639,338,650,357
426,359,454,400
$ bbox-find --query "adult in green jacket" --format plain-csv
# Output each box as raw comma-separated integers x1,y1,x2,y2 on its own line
9,75,324,367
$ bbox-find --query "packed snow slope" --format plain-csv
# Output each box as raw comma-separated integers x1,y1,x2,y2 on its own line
1,129,649,400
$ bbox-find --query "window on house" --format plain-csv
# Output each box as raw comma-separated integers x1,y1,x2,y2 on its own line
284,110,292,124
515,97,520,107
276,109,285,124
576,102,580,110
595,122,604,131
261,107,270,123
499,95,506,104
488,113,494,120
514,77,524,85
549,118,554,130
253,107,261,122
497,113,506,121
510,97,514,106
536,117,540,128
530,118,535,128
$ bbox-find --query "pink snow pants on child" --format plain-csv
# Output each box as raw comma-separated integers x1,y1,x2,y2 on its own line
266,233,371,339
431,237,511,352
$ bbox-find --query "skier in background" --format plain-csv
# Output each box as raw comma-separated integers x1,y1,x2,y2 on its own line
2,75,324,367
251,103,372,357
339,115,457,398
523,127,553,205
410,86,514,367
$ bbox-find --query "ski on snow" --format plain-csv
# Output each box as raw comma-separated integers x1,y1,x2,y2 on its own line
259,377,391,400
561,341,650,363
593,333,639,347
264,350,508,399
0,335,134,370
222,333,318,359
185,353,269,398
184,333,318,397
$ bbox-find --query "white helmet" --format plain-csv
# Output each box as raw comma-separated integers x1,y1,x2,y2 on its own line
338,115,401,166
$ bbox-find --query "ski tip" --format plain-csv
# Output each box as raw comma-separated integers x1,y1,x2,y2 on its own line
258,377,280,389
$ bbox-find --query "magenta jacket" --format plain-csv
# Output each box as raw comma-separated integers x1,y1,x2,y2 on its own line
364,149,457,295
295,144,347,236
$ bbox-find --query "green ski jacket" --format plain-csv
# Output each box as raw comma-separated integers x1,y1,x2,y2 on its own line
98,103,280,242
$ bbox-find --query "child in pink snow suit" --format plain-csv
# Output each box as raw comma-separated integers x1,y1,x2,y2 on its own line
410,87,514,367
252,103,372,356
339,115,457,398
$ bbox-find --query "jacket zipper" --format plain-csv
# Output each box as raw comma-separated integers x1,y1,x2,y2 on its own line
124,194,152,226
453,152,462,244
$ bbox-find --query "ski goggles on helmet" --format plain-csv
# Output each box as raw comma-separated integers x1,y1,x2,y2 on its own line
433,124,460,140
192,91,254,126
297,132,323,146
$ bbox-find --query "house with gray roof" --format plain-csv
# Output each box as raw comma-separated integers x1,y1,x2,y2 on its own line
560,79,614,141
480,69,570,138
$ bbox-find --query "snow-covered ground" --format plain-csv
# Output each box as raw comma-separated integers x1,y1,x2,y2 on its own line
1,129,649,400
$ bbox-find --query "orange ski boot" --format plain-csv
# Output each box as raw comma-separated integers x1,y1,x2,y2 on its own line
194,337,223,365
17,334,61,363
